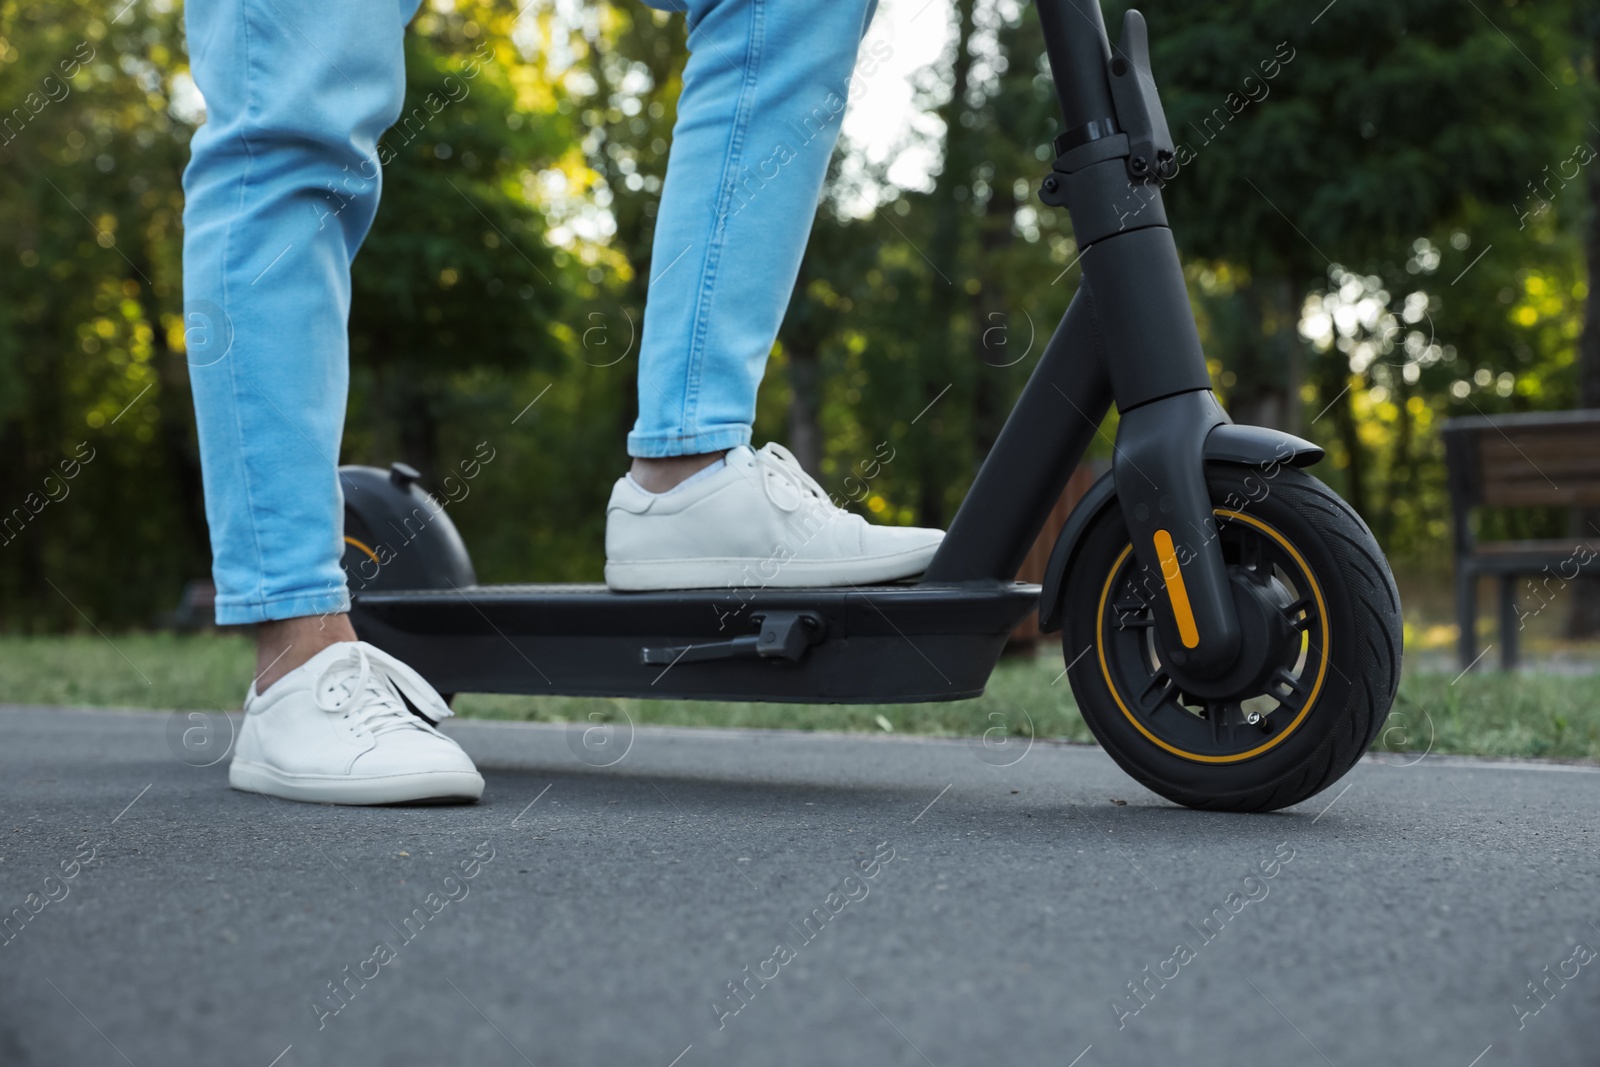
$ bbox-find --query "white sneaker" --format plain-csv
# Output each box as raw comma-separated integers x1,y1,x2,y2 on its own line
604,443,944,592
229,641,484,805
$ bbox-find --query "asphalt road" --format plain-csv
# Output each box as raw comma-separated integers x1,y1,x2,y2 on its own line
1,704,1596,1067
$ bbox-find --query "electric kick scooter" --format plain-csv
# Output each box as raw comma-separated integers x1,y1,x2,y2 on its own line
340,0,1403,812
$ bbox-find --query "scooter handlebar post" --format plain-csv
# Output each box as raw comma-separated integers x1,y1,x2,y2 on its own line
1036,0,1118,142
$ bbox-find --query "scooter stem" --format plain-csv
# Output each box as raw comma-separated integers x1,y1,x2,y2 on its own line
1035,0,1244,676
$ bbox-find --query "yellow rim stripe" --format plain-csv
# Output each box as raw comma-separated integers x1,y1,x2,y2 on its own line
1152,529,1200,648
1094,510,1331,765
343,536,381,567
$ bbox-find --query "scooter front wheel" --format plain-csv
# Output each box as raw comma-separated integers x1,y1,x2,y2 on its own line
1060,465,1402,812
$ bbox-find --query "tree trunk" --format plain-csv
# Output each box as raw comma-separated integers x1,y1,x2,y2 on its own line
1566,118,1600,637
915,0,975,530
786,339,822,474
385,365,440,484
971,175,1018,456
1317,350,1368,521
1229,276,1302,431
1379,374,1415,547
158,352,211,571
1272,276,1305,436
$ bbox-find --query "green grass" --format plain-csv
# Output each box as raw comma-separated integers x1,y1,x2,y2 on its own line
1,633,1596,761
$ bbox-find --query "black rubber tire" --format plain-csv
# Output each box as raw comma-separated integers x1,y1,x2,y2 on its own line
1061,464,1402,812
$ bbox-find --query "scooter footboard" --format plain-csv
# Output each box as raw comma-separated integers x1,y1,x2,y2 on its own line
350,582,1039,704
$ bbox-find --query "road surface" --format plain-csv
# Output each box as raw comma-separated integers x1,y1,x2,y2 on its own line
1,705,1596,1066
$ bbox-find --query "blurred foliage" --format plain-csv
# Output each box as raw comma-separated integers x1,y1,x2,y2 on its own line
1122,0,1591,550
0,0,1596,629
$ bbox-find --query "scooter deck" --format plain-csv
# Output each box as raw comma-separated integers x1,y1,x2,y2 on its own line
350,581,1040,703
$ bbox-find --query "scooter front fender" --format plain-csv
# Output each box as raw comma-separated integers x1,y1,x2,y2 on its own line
1037,417,1323,634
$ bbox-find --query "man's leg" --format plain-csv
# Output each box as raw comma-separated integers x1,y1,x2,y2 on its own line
628,0,881,470
183,0,416,685
184,0,481,804
606,0,943,593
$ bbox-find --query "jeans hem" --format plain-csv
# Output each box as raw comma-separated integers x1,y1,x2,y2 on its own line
214,588,351,626
627,426,751,458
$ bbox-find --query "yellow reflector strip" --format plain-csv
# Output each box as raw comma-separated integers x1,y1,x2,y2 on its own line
1152,529,1199,648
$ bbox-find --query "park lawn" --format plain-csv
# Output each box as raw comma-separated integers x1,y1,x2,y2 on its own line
0,632,1595,762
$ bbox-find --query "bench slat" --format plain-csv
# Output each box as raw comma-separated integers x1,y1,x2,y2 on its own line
1472,538,1599,556
1479,458,1600,481
1482,486,1600,507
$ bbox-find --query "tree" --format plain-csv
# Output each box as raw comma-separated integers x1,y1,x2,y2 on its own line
1121,0,1578,535
1566,3,1600,637
347,7,574,483
1,0,199,627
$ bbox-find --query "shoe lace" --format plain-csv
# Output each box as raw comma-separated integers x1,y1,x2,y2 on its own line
312,644,429,736
753,442,841,516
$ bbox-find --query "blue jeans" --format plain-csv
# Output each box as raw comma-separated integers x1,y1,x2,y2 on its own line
183,0,877,624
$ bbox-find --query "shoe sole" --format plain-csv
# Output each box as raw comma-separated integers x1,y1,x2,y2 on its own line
229,760,484,805
604,544,940,592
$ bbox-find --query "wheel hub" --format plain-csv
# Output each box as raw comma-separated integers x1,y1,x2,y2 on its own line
1093,509,1327,763
1160,567,1299,700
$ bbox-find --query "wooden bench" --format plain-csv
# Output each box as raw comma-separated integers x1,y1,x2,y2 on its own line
1441,410,1600,670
